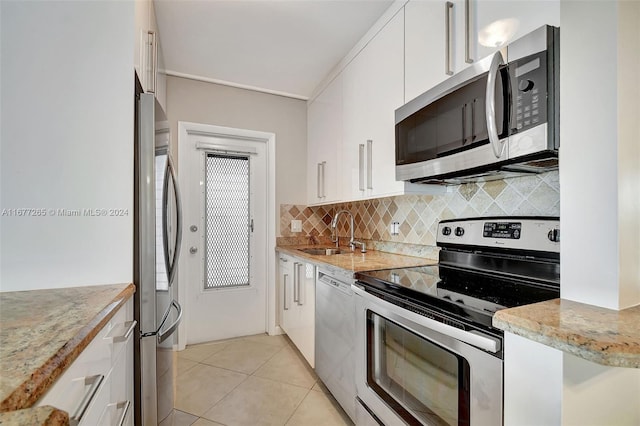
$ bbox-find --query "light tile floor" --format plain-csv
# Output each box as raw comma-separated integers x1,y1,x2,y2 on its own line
160,334,354,426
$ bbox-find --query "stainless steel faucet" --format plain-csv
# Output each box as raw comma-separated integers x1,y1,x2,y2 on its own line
331,209,367,253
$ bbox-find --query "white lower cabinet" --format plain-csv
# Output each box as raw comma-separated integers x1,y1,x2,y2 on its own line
278,254,315,367
38,298,134,425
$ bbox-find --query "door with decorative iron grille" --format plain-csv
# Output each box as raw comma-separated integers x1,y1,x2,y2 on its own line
180,130,268,344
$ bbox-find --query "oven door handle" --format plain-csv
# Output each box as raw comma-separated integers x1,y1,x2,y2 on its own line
352,284,501,354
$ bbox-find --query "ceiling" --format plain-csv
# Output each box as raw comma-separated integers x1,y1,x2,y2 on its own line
154,0,394,100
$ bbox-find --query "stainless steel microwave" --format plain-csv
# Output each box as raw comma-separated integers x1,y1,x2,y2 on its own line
396,25,559,184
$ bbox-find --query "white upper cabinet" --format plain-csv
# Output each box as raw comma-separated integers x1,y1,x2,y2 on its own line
307,74,342,206
405,0,473,102
134,0,149,81
342,11,406,200
150,0,167,111
134,0,167,110
307,6,445,204
404,0,559,103
474,0,560,61
405,1,449,102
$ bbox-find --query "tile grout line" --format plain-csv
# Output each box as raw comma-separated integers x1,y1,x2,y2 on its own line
177,335,328,425
283,386,315,426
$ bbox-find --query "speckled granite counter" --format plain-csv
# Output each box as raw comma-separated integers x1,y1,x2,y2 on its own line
0,283,135,419
493,298,640,368
276,245,436,274
0,405,68,425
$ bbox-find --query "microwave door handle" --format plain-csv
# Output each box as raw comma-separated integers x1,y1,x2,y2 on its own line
486,51,506,159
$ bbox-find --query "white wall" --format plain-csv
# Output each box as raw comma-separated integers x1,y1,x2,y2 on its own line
165,76,308,235
0,1,134,291
503,333,563,426
560,0,640,310
504,2,640,425
562,354,640,425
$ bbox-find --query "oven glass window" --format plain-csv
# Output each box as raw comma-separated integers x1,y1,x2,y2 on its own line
366,311,470,426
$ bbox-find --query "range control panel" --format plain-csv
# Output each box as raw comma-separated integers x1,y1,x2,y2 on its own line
437,217,560,253
483,222,522,239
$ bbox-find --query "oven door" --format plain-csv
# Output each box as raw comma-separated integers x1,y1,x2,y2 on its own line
353,285,503,426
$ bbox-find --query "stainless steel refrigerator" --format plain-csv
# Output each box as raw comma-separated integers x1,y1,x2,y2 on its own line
134,83,183,425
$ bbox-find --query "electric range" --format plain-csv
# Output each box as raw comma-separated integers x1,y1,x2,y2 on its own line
353,217,560,426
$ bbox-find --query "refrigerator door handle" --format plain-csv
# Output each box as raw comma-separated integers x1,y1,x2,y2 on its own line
141,299,183,343
163,154,183,286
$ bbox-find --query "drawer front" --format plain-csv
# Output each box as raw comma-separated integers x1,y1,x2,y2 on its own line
37,298,133,422
93,334,134,426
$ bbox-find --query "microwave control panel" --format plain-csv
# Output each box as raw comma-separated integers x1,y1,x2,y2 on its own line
511,51,548,133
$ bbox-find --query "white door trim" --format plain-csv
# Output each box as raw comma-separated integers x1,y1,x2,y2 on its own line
177,121,278,350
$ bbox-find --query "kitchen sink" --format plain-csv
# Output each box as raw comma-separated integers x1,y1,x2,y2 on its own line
298,247,342,256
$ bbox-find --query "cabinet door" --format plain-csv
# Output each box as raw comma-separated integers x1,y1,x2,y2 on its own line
134,0,150,82
278,255,293,333
307,74,342,205
365,11,405,198
405,0,449,102
342,45,369,201
474,0,560,61
149,0,167,112
342,11,405,200
288,261,315,367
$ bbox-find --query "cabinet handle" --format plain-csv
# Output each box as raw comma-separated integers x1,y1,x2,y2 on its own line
445,2,454,75
284,274,290,310
317,163,322,198
358,144,365,191
320,161,326,198
70,374,104,426
297,263,305,306
147,31,158,93
112,320,137,343
366,140,373,190
279,257,288,262
293,263,299,303
116,400,131,426
465,0,473,64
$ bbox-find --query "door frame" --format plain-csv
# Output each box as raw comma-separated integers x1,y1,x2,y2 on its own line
177,121,278,350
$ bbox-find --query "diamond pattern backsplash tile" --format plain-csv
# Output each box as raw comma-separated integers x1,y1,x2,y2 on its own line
280,171,560,248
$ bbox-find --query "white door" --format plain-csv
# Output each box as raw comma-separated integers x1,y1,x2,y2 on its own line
180,128,268,344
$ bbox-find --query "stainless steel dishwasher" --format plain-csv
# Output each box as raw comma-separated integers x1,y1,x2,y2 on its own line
315,268,356,422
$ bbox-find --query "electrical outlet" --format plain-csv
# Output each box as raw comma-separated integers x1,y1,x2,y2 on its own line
291,220,302,233
390,222,400,236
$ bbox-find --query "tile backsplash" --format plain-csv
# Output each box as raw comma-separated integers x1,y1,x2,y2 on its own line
280,171,559,248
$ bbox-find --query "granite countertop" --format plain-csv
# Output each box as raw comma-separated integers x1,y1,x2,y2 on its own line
0,283,135,417
276,245,436,274
493,298,640,368
0,405,68,425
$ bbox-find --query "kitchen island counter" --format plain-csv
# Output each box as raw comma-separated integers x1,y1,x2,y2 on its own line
276,245,436,274
493,298,640,368
0,283,135,420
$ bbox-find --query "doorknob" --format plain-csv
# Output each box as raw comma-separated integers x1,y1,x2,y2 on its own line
189,247,198,254
190,225,198,232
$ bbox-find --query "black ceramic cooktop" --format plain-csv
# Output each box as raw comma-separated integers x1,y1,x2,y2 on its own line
355,264,560,330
